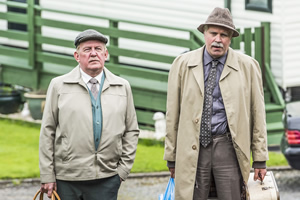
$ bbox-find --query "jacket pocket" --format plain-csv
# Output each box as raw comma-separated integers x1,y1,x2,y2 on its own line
61,136,71,163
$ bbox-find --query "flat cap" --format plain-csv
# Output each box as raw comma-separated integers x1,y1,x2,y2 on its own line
74,29,108,47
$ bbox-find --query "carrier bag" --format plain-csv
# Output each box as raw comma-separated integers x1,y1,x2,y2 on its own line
159,177,175,200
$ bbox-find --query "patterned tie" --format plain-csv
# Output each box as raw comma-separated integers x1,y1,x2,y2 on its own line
200,60,218,147
89,78,99,99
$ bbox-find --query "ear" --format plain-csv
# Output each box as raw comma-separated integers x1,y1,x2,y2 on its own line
74,51,79,62
104,49,109,61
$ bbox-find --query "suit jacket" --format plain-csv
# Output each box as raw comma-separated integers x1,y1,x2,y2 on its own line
39,66,139,183
164,46,268,200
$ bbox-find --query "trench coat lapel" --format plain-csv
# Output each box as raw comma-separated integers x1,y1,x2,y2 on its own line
189,47,205,96
220,48,239,81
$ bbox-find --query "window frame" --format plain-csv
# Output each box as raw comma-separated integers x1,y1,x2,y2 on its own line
245,0,272,13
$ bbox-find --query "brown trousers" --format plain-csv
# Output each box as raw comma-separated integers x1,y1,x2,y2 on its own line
193,134,242,200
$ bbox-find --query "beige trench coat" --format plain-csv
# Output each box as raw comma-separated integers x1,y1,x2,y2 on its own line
164,47,269,200
39,66,139,183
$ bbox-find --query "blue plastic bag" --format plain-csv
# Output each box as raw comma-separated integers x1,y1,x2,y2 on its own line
159,177,175,200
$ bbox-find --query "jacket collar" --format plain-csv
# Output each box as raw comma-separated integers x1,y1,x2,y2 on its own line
188,46,239,96
187,46,239,71
63,65,123,91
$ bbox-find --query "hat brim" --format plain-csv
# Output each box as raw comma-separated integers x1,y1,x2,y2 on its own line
198,23,239,37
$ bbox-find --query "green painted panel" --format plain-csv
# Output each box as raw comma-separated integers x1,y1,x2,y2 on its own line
36,34,74,48
254,27,262,66
132,89,166,111
264,90,271,103
0,45,29,59
41,63,74,75
35,19,192,48
108,46,175,64
267,132,283,146
265,63,285,106
108,28,192,48
265,103,284,112
231,28,241,49
121,75,167,93
39,73,56,90
0,55,31,69
261,22,271,66
138,124,154,131
105,63,168,82
0,30,28,41
36,52,77,66
1,66,36,88
35,17,110,33
136,109,155,126
244,28,252,56
0,1,28,9
266,111,283,124
0,12,27,24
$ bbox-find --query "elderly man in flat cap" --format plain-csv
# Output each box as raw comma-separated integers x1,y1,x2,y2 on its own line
39,29,139,200
164,7,268,200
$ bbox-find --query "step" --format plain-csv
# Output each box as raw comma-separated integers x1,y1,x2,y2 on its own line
265,103,284,112
267,121,284,132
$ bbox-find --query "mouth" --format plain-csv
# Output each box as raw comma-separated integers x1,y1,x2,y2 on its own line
211,46,223,52
212,45,223,49
89,60,100,63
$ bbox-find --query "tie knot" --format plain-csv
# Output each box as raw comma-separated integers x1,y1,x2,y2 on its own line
89,78,98,84
212,60,218,68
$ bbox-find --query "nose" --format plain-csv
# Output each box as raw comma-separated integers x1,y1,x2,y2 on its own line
90,48,97,56
215,34,221,42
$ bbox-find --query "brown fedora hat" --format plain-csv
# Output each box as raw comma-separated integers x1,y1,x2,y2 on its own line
198,7,239,37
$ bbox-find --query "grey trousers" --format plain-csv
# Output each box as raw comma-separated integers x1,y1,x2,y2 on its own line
193,134,242,200
56,175,121,200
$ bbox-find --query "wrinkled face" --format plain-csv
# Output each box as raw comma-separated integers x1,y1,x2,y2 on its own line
204,25,232,59
74,40,108,77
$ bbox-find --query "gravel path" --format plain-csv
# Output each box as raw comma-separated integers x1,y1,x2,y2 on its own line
0,169,299,200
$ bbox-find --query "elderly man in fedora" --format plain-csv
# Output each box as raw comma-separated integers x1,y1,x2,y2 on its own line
164,7,268,200
39,29,139,200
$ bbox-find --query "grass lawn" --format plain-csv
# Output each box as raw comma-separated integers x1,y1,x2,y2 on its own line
0,118,288,179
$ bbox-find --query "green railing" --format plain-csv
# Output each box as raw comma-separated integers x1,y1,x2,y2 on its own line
0,0,205,130
231,22,284,108
0,0,283,132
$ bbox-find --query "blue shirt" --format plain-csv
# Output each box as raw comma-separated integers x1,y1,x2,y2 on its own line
203,48,228,135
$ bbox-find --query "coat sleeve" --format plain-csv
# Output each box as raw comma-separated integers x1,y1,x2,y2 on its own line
117,81,140,181
164,56,182,162
250,59,269,163
39,79,59,183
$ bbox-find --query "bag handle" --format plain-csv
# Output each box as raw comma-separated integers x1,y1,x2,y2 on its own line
33,190,61,200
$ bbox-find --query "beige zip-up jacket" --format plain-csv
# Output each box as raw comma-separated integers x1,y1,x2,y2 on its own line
39,66,139,183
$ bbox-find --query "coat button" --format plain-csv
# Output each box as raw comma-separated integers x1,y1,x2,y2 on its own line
192,145,197,150
195,119,199,123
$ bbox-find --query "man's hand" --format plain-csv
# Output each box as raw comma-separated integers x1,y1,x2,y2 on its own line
254,168,267,182
169,167,175,178
40,182,57,198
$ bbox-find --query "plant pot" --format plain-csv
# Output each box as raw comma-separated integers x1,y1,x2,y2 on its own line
24,92,46,120
0,84,22,114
